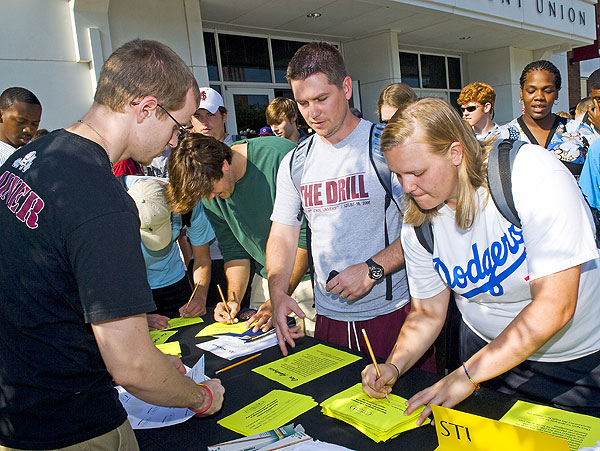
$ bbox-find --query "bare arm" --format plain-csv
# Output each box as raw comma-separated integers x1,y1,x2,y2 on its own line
180,243,211,317
214,258,250,323
405,265,580,425
361,288,450,398
326,236,405,300
266,222,305,355
93,314,224,415
247,246,309,332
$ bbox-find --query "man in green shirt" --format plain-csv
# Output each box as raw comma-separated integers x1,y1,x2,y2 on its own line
167,133,314,333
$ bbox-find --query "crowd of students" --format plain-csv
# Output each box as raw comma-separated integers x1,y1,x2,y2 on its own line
0,37,599,450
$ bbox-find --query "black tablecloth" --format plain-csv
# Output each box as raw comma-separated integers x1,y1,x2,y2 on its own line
135,322,520,451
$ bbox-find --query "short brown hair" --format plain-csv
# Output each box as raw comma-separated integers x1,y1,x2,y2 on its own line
377,83,417,119
457,82,496,107
166,133,232,214
286,42,346,88
94,39,199,117
265,97,298,126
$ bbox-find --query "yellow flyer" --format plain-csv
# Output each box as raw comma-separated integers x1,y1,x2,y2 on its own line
252,344,361,389
149,329,178,345
432,404,569,451
166,317,204,329
500,400,600,451
195,321,249,337
217,390,317,436
155,341,181,356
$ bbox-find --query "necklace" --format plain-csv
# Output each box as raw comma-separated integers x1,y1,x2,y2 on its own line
78,119,108,150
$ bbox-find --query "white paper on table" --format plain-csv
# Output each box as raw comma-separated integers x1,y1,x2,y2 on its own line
196,334,278,360
116,355,208,429
259,433,356,451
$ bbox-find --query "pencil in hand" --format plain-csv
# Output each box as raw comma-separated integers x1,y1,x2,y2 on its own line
216,284,234,323
362,328,390,403
182,281,201,316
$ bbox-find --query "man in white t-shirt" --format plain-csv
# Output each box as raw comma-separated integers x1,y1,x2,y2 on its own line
0,87,42,166
266,43,435,369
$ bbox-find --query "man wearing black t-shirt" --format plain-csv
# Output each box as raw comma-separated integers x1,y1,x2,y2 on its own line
0,40,224,450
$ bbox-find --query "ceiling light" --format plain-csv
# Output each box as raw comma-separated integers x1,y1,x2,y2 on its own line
459,36,471,40
307,12,322,18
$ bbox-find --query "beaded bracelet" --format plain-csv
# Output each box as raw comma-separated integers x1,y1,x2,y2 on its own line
191,383,213,414
462,362,480,395
389,362,400,380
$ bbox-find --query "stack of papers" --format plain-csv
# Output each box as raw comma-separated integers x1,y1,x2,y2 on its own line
218,390,317,436
197,334,278,360
116,356,207,429
320,383,428,442
209,424,356,451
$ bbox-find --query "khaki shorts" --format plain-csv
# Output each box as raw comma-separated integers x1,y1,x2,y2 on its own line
249,273,316,337
1,419,139,451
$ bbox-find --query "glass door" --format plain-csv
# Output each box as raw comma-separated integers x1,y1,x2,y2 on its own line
223,88,275,137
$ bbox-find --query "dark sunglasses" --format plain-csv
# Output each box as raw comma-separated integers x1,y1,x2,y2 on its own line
156,103,191,141
460,105,479,113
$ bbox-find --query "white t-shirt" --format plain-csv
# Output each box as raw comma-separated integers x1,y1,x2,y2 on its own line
0,141,16,167
401,143,600,362
271,119,409,321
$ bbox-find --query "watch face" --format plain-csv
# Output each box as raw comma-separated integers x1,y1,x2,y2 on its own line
369,266,384,280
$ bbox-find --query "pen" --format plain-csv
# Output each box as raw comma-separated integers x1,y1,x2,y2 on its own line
182,281,200,315
362,328,390,403
216,284,233,322
244,329,276,342
215,353,262,374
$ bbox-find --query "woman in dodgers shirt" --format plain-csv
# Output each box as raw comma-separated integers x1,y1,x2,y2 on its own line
361,97,600,423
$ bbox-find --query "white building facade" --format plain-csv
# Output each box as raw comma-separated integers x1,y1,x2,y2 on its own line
0,0,596,132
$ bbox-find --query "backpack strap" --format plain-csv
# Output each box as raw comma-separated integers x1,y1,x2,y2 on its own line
116,174,127,190
487,139,525,229
289,135,315,221
369,123,401,213
414,219,434,254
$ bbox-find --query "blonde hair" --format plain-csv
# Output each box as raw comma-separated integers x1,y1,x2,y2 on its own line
381,97,489,229
376,83,417,119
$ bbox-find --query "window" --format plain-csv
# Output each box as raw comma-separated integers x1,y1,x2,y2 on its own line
219,34,271,83
271,39,306,83
399,51,462,108
204,32,219,81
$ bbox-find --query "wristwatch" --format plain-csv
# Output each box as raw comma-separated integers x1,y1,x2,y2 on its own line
365,258,384,281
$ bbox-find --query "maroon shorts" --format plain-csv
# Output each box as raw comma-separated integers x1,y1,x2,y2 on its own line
314,304,436,373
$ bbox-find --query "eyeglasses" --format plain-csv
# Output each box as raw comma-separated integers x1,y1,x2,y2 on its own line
460,105,479,113
156,103,191,141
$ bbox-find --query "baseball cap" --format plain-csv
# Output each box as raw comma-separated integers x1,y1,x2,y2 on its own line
128,179,172,251
198,87,225,114
259,126,273,136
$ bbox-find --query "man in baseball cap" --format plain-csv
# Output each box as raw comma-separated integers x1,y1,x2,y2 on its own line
192,87,235,145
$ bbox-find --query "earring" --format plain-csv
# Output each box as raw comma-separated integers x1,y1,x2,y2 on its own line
554,100,559,105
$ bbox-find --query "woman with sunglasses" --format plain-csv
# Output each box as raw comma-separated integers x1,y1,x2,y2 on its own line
457,82,499,141
361,97,600,423
500,60,595,178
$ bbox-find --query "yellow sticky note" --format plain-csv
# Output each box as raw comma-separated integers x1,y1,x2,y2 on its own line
500,400,600,451
252,344,361,389
320,383,428,442
195,321,249,337
149,329,178,345
217,390,317,436
432,404,569,451
156,341,181,356
166,317,204,329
